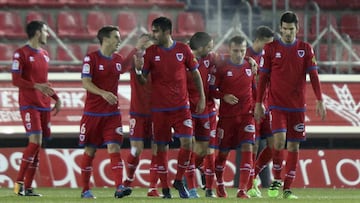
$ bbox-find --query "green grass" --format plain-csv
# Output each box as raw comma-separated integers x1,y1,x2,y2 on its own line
1,187,359,203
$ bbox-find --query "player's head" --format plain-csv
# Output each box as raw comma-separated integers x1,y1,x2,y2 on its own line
26,20,48,45
189,32,213,57
228,35,247,64
151,17,172,45
279,11,299,44
97,25,121,53
253,26,274,50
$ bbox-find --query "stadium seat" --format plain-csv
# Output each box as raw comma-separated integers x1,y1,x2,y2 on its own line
289,0,307,9
55,44,83,72
26,11,55,30
118,44,135,58
337,0,360,9
116,11,138,39
341,44,360,74
0,43,17,72
57,11,89,39
147,11,174,32
88,0,128,7
62,0,93,8
312,0,338,9
309,14,338,41
0,11,26,39
86,44,100,54
147,0,185,8
35,0,64,8
7,0,33,7
175,11,205,39
86,11,113,36
257,0,285,9
340,14,360,41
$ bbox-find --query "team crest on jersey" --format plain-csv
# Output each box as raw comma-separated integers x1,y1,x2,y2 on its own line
176,53,184,61
84,56,90,62
82,63,90,74
298,50,305,58
29,56,34,62
245,69,252,76
203,60,210,68
11,60,19,70
43,55,50,62
14,52,19,58
275,52,281,58
116,63,122,71
155,56,160,61
227,71,233,77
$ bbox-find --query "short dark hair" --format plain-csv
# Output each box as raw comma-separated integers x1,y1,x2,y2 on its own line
280,11,298,27
254,25,274,40
26,20,46,39
229,35,246,46
189,32,212,50
97,25,119,45
152,17,172,34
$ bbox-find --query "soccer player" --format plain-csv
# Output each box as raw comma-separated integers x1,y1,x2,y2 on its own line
123,33,161,197
246,25,274,198
184,32,217,198
134,17,206,199
254,11,326,199
12,20,61,197
78,25,133,199
210,36,255,199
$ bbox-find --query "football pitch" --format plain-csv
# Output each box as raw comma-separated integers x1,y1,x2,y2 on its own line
1,187,359,203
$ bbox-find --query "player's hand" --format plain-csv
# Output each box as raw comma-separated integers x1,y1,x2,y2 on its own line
52,99,61,116
254,102,265,123
195,97,206,114
133,55,144,71
101,91,118,105
316,100,326,120
247,57,258,75
34,83,55,96
223,94,239,105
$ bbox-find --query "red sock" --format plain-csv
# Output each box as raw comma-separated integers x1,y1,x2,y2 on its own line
149,155,158,189
204,153,215,190
238,151,252,191
214,152,228,184
126,154,139,180
254,146,273,177
109,152,123,188
185,152,196,189
175,148,191,181
272,149,285,180
157,150,169,189
24,151,39,189
283,151,299,190
16,143,40,182
246,152,255,190
81,153,94,192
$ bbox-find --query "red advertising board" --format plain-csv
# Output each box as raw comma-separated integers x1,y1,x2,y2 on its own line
0,148,359,189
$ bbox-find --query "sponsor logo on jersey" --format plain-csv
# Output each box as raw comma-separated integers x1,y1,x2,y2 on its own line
275,52,281,58
116,63,122,71
11,60,19,70
298,50,305,57
176,53,184,61
82,63,90,74
155,56,160,61
204,60,209,68
227,71,233,77
29,56,34,62
99,65,104,70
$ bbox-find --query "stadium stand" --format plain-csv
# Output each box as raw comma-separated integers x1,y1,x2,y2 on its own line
340,14,360,41
116,11,138,38
0,11,26,39
86,11,113,36
0,43,17,72
55,44,83,72
118,44,135,58
57,11,90,40
26,11,55,30
175,11,205,39
147,11,174,32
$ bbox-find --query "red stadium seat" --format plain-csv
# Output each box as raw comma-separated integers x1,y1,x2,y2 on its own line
116,11,138,39
337,0,360,9
341,44,360,74
147,11,174,32
57,11,89,39
317,44,336,73
0,11,26,39
26,11,55,30
118,44,135,58
0,43,17,72
89,0,150,7
257,0,285,9
86,11,113,37
313,0,338,9
289,0,307,9
86,44,100,54
56,44,83,72
175,11,205,39
340,14,360,41
147,0,185,8
63,0,93,8
309,14,338,41
35,0,64,8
